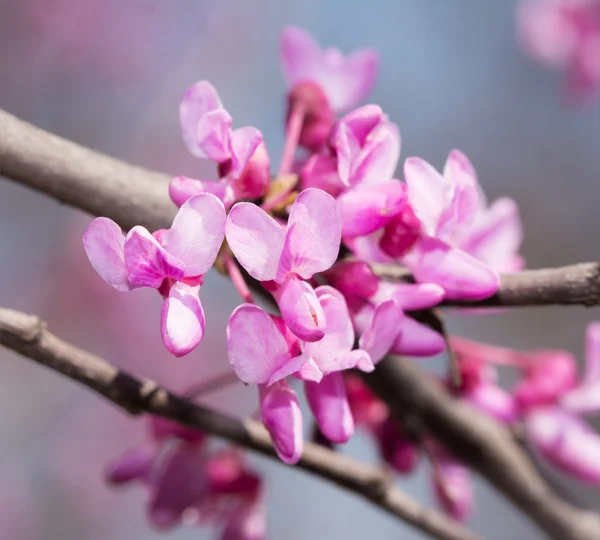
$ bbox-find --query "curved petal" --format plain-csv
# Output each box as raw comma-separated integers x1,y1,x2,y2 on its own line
124,227,185,288
226,203,286,282
411,237,500,301
391,316,446,357
377,418,420,474
82,217,132,292
293,356,324,383
105,444,155,485
371,282,445,311
229,126,263,178
430,448,473,522
322,261,380,302
301,286,354,369
226,304,291,385
350,122,401,186
323,49,379,112
196,108,233,163
305,372,354,444
267,353,320,387
358,300,403,364
276,276,326,342
300,153,345,197
404,157,450,236
278,188,341,279
334,104,383,146
169,176,231,208
280,26,322,85
337,180,406,238
179,81,223,158
163,193,226,276
259,381,303,464
160,283,205,357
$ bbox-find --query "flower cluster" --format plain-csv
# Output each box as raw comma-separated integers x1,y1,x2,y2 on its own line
518,0,600,101
82,25,534,530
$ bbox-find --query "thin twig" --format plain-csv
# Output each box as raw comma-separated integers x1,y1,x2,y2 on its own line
0,307,477,540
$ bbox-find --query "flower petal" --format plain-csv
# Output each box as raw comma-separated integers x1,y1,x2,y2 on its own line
411,237,500,301
169,176,232,208
430,447,473,521
163,193,226,276
357,300,403,364
226,304,291,385
105,444,155,485
277,188,341,280
275,276,326,342
160,283,205,357
267,353,320,387
322,261,380,302
226,203,286,282
196,108,233,163
179,81,224,158
391,316,446,357
583,321,600,385
337,180,406,238
124,226,185,288
462,383,518,424
221,501,267,540
280,25,322,86
300,153,345,197
293,356,324,383
350,121,401,186
82,217,133,292
305,372,355,444
371,282,445,311
259,381,303,464
229,126,263,178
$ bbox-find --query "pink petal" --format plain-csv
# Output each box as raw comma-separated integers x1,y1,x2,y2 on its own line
221,501,267,540
280,26,322,86
163,193,226,276
335,104,384,146
404,157,451,236
82,217,133,292
329,349,375,373
322,261,380,302
275,276,326,342
228,126,263,178
148,447,209,530
462,383,519,424
345,229,395,264
105,444,155,485
305,372,355,444
301,286,355,370
160,283,205,357
278,188,341,280
357,300,403,364
431,448,473,522
459,197,524,273
267,353,320,387
259,381,303,464
377,418,420,474
583,321,600,385
179,81,224,158
337,180,406,238
196,108,233,163
124,226,185,288
293,356,325,383
226,304,292,385
226,203,286,282
230,140,271,201
169,176,233,208
526,407,600,484
300,154,345,197
411,237,500,301
371,282,445,311
391,316,446,357
323,49,379,112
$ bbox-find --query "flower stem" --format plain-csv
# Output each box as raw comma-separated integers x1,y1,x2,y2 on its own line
450,336,532,368
278,102,305,178
224,253,254,304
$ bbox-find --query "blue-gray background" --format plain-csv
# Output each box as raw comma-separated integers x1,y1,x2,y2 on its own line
0,1,599,538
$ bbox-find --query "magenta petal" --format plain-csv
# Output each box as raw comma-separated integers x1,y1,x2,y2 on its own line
226,304,292,385
305,372,355,444
322,261,380,302
229,126,263,178
377,418,420,474
280,25,322,86
220,501,267,540
226,203,286,282
526,408,600,484
372,282,445,311
300,154,345,197
431,449,473,522
278,188,341,280
462,383,519,424
105,444,155,485
411,237,500,301
350,122,401,186
276,276,326,342
196,108,233,163
293,356,324,383
358,300,403,364
335,104,383,146
148,447,208,530
179,80,223,158
391,317,446,357
160,283,205,357
267,353,320,387
169,176,232,208
330,349,375,373
163,193,226,276
259,381,303,464
82,217,133,292
124,226,186,288
337,181,406,238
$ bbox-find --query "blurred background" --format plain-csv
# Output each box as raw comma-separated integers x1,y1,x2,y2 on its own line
0,1,598,538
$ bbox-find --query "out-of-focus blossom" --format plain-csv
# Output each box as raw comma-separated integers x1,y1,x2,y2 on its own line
83,193,225,356
226,188,341,341
518,0,600,101
171,81,270,208
280,25,379,150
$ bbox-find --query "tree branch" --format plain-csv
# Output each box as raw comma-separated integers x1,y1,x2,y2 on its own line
362,357,600,540
0,307,477,540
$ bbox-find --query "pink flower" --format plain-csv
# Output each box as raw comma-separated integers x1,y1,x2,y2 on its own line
518,0,600,101
171,81,269,208
83,193,226,356
280,26,379,150
376,417,421,474
402,150,509,300
226,188,341,341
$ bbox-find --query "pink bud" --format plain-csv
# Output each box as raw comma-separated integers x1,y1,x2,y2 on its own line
322,261,380,302
379,205,421,258
376,418,420,474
